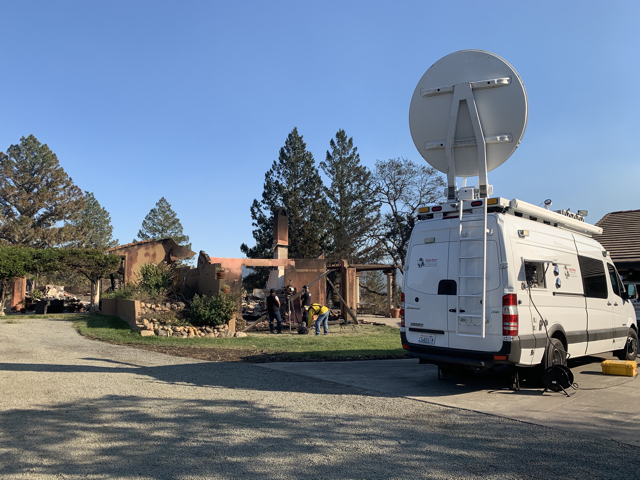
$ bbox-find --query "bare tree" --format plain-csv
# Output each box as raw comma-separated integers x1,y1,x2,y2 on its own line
372,158,445,300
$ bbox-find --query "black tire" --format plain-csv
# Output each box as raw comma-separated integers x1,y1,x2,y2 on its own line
543,338,566,369
615,329,638,361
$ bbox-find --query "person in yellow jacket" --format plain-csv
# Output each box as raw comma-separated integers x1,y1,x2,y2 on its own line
308,303,330,336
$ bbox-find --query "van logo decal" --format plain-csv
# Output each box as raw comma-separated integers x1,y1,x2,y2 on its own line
410,323,423,327
418,258,438,268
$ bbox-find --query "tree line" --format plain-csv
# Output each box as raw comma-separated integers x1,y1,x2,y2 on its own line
0,135,191,252
241,127,445,290
0,246,122,313
1,130,444,309
0,135,192,311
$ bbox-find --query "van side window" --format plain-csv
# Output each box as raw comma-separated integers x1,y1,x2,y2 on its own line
578,255,608,299
607,264,621,298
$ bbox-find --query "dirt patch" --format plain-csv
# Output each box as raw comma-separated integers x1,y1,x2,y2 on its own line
123,343,407,363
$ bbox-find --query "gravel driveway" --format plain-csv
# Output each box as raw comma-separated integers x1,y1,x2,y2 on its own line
1,317,639,479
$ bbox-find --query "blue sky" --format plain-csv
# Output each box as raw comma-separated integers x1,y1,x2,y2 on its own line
1,1,638,258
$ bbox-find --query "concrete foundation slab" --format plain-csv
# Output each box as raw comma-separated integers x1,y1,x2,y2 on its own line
258,354,640,447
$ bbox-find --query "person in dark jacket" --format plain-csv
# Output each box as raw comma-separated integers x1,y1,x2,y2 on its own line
266,289,282,334
300,285,311,307
300,285,311,324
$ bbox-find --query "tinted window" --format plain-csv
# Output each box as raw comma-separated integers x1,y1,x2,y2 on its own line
607,264,621,298
437,279,457,295
578,256,608,299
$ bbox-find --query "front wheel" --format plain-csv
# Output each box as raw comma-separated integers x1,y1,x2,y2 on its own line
615,329,638,361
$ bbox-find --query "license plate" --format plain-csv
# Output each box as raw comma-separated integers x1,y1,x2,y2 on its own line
418,334,435,345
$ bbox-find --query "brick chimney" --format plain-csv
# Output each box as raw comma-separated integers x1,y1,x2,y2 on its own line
273,208,288,260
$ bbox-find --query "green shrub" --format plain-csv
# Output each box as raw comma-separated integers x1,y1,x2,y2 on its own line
137,262,176,298
30,290,44,301
102,285,163,303
189,293,238,327
235,317,247,331
103,285,138,300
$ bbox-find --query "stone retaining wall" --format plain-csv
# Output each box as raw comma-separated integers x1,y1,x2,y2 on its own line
138,320,244,338
101,298,240,337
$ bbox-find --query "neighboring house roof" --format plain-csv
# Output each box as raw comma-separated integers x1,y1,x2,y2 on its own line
595,210,640,266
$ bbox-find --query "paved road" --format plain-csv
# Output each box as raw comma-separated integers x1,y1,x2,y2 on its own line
1,318,639,479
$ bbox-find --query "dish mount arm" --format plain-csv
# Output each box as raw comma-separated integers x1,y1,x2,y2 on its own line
445,82,488,200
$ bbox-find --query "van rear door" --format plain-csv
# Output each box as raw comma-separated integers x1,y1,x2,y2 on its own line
447,215,504,352
404,221,452,348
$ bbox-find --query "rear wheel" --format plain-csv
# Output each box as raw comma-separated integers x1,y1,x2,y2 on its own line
543,338,567,369
615,329,638,361
535,338,569,388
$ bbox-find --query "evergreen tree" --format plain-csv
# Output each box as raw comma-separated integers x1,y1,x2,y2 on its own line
69,191,118,250
320,129,380,263
0,135,85,247
241,128,329,285
137,197,191,250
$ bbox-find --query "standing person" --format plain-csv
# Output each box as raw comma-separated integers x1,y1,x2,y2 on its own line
300,285,312,323
266,288,282,334
308,303,330,336
300,285,311,307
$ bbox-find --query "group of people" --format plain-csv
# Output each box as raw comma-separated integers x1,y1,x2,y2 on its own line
265,285,330,336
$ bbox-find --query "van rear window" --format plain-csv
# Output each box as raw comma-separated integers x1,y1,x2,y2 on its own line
578,256,608,299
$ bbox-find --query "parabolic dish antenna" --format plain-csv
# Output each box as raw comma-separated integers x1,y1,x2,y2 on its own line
409,50,528,198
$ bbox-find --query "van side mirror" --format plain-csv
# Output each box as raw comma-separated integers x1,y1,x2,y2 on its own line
627,284,637,300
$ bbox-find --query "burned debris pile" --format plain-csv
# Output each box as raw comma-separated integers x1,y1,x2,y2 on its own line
19,284,88,314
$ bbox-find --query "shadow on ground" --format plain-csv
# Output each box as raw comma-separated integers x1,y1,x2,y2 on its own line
1,392,638,479
1,359,639,479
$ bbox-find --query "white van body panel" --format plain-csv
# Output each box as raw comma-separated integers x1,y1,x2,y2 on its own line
505,216,589,363
402,205,637,369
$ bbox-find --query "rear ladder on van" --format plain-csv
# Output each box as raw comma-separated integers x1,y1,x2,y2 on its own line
456,200,487,337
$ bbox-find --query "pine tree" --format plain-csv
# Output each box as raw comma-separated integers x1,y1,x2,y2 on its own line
241,127,329,279
0,135,85,247
320,129,380,264
137,197,191,250
69,192,118,250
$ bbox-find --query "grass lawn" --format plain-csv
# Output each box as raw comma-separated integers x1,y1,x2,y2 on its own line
7,313,408,362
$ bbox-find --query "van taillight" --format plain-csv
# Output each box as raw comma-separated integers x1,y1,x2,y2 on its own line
400,293,405,327
502,294,518,336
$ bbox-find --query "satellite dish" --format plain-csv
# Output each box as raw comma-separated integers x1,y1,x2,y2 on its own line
409,50,528,199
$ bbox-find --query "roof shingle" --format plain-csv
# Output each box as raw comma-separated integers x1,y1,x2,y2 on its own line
594,210,640,264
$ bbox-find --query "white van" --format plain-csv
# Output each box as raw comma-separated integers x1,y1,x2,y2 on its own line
400,196,639,374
